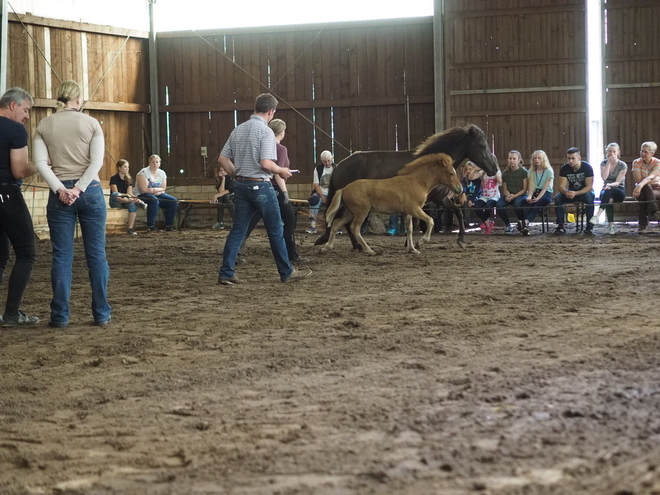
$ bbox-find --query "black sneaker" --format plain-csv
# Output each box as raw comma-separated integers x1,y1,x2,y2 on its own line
554,226,566,235
147,226,161,233
48,320,68,329
2,311,40,327
583,227,593,235
522,226,530,236
128,228,138,236
165,225,176,232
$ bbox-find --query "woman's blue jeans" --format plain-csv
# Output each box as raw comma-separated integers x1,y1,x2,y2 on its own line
495,195,527,225
47,180,111,325
220,179,292,282
524,191,552,223
138,192,178,228
109,192,138,212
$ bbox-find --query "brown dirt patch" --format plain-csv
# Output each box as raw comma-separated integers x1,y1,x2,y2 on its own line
1,225,659,494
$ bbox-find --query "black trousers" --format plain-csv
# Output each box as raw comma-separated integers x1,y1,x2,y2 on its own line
0,185,36,316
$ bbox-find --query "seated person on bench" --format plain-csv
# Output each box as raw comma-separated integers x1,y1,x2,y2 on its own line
590,142,627,235
631,141,660,234
109,159,146,236
554,147,594,235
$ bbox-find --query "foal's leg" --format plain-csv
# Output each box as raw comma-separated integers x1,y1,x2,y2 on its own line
410,207,434,252
442,195,466,248
323,209,353,251
350,210,376,255
405,215,420,254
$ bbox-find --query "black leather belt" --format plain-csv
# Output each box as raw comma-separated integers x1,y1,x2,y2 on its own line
236,176,267,182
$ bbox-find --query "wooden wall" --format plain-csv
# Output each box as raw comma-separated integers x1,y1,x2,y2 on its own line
604,0,660,183
444,0,587,168
157,19,436,184
5,6,660,194
6,14,150,182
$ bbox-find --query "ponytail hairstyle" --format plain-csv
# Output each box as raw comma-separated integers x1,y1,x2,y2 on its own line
116,159,132,189
506,150,523,171
55,80,82,112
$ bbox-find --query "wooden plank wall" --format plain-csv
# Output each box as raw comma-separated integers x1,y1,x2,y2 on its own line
444,0,587,170
604,0,660,196
6,15,150,183
157,19,436,185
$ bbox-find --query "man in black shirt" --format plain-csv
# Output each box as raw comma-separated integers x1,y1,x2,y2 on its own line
0,87,39,326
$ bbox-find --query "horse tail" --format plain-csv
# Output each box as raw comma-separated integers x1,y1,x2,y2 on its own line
326,178,337,206
325,189,343,227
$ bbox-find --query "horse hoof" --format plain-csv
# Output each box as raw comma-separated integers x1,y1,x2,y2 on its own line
457,239,466,249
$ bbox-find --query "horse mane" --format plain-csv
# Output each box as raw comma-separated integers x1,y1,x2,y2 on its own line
396,153,451,176
413,124,486,157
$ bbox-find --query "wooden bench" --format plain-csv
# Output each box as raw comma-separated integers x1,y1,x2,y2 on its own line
175,197,310,230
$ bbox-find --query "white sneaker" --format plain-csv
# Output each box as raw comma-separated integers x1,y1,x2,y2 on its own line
608,224,616,235
589,214,599,225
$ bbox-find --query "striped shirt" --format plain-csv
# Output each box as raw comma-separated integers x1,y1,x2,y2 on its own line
632,157,660,187
221,114,277,179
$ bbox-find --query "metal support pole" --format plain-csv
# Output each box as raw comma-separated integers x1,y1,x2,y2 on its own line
0,0,9,94
148,0,160,155
433,0,445,132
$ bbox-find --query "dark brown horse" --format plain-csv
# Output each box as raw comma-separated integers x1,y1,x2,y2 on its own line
314,124,499,249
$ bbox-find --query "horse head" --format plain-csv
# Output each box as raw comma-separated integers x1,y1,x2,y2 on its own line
464,125,499,177
414,124,499,177
434,153,463,195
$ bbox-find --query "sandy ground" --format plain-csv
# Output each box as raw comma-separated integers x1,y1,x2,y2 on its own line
1,221,659,495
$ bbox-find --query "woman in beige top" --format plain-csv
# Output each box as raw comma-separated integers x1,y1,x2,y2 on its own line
33,80,111,328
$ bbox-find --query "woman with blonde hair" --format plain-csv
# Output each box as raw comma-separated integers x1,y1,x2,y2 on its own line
631,141,660,233
590,143,627,234
521,150,554,235
134,154,179,232
34,80,111,328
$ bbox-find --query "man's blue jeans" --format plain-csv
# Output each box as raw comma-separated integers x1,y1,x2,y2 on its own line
220,179,293,282
47,180,111,325
554,191,595,224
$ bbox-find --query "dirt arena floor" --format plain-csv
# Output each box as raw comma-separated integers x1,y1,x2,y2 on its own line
1,222,659,495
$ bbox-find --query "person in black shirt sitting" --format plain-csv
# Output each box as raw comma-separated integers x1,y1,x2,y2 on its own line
109,159,146,235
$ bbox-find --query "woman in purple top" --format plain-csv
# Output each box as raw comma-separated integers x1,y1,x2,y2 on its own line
242,119,307,264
